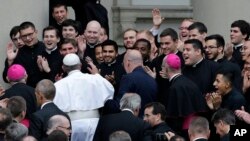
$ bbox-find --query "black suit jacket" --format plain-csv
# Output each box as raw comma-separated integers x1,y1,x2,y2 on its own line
0,83,37,119
118,66,158,117
29,102,70,141
93,110,151,141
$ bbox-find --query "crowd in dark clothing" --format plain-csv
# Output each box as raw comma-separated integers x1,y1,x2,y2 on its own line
1,2,250,141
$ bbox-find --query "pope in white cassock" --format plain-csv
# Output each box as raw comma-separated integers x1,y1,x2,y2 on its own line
53,53,114,141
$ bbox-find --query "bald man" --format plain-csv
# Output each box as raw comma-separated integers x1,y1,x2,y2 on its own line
118,50,157,117
47,115,71,138
22,136,38,141
83,20,101,60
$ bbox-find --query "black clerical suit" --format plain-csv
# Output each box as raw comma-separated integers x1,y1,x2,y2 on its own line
2,41,45,87
182,59,219,95
29,102,70,141
166,74,207,136
0,83,37,119
99,60,125,97
40,48,63,82
93,110,151,141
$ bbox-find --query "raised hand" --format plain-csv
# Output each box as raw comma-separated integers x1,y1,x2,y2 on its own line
152,8,164,29
87,58,99,74
6,42,18,66
77,35,87,59
144,66,156,79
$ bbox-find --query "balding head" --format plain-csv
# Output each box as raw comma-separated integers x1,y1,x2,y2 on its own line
84,20,101,44
47,115,71,137
123,50,143,73
21,136,38,141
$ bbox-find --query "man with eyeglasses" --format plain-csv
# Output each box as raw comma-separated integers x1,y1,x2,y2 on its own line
3,21,46,87
205,34,242,92
47,115,71,139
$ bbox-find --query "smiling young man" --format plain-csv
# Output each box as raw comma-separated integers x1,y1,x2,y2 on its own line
37,26,62,82
3,21,45,87
98,40,125,96
212,70,246,111
182,39,219,94
230,20,250,69
205,34,243,92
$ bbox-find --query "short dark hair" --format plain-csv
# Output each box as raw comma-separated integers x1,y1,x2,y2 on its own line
0,108,12,131
231,20,250,40
188,22,207,34
48,130,68,141
101,40,119,52
205,34,225,49
215,69,234,87
211,108,235,125
43,26,60,39
133,38,151,51
144,102,167,121
59,38,78,50
19,21,36,31
7,96,26,118
52,3,68,12
61,19,80,34
160,28,178,41
9,26,21,39
184,39,205,54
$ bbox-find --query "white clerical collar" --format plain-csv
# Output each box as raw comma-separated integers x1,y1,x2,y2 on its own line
106,60,116,67
169,73,181,82
214,54,224,62
192,58,203,67
87,42,99,48
192,137,207,141
46,46,57,54
122,108,134,115
68,70,81,75
234,43,243,49
41,101,53,109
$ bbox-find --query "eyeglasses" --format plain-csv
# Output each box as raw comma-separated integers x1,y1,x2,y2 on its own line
204,46,218,50
57,126,71,130
21,31,35,40
240,47,248,52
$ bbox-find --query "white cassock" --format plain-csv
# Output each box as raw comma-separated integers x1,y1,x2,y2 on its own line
53,70,114,141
